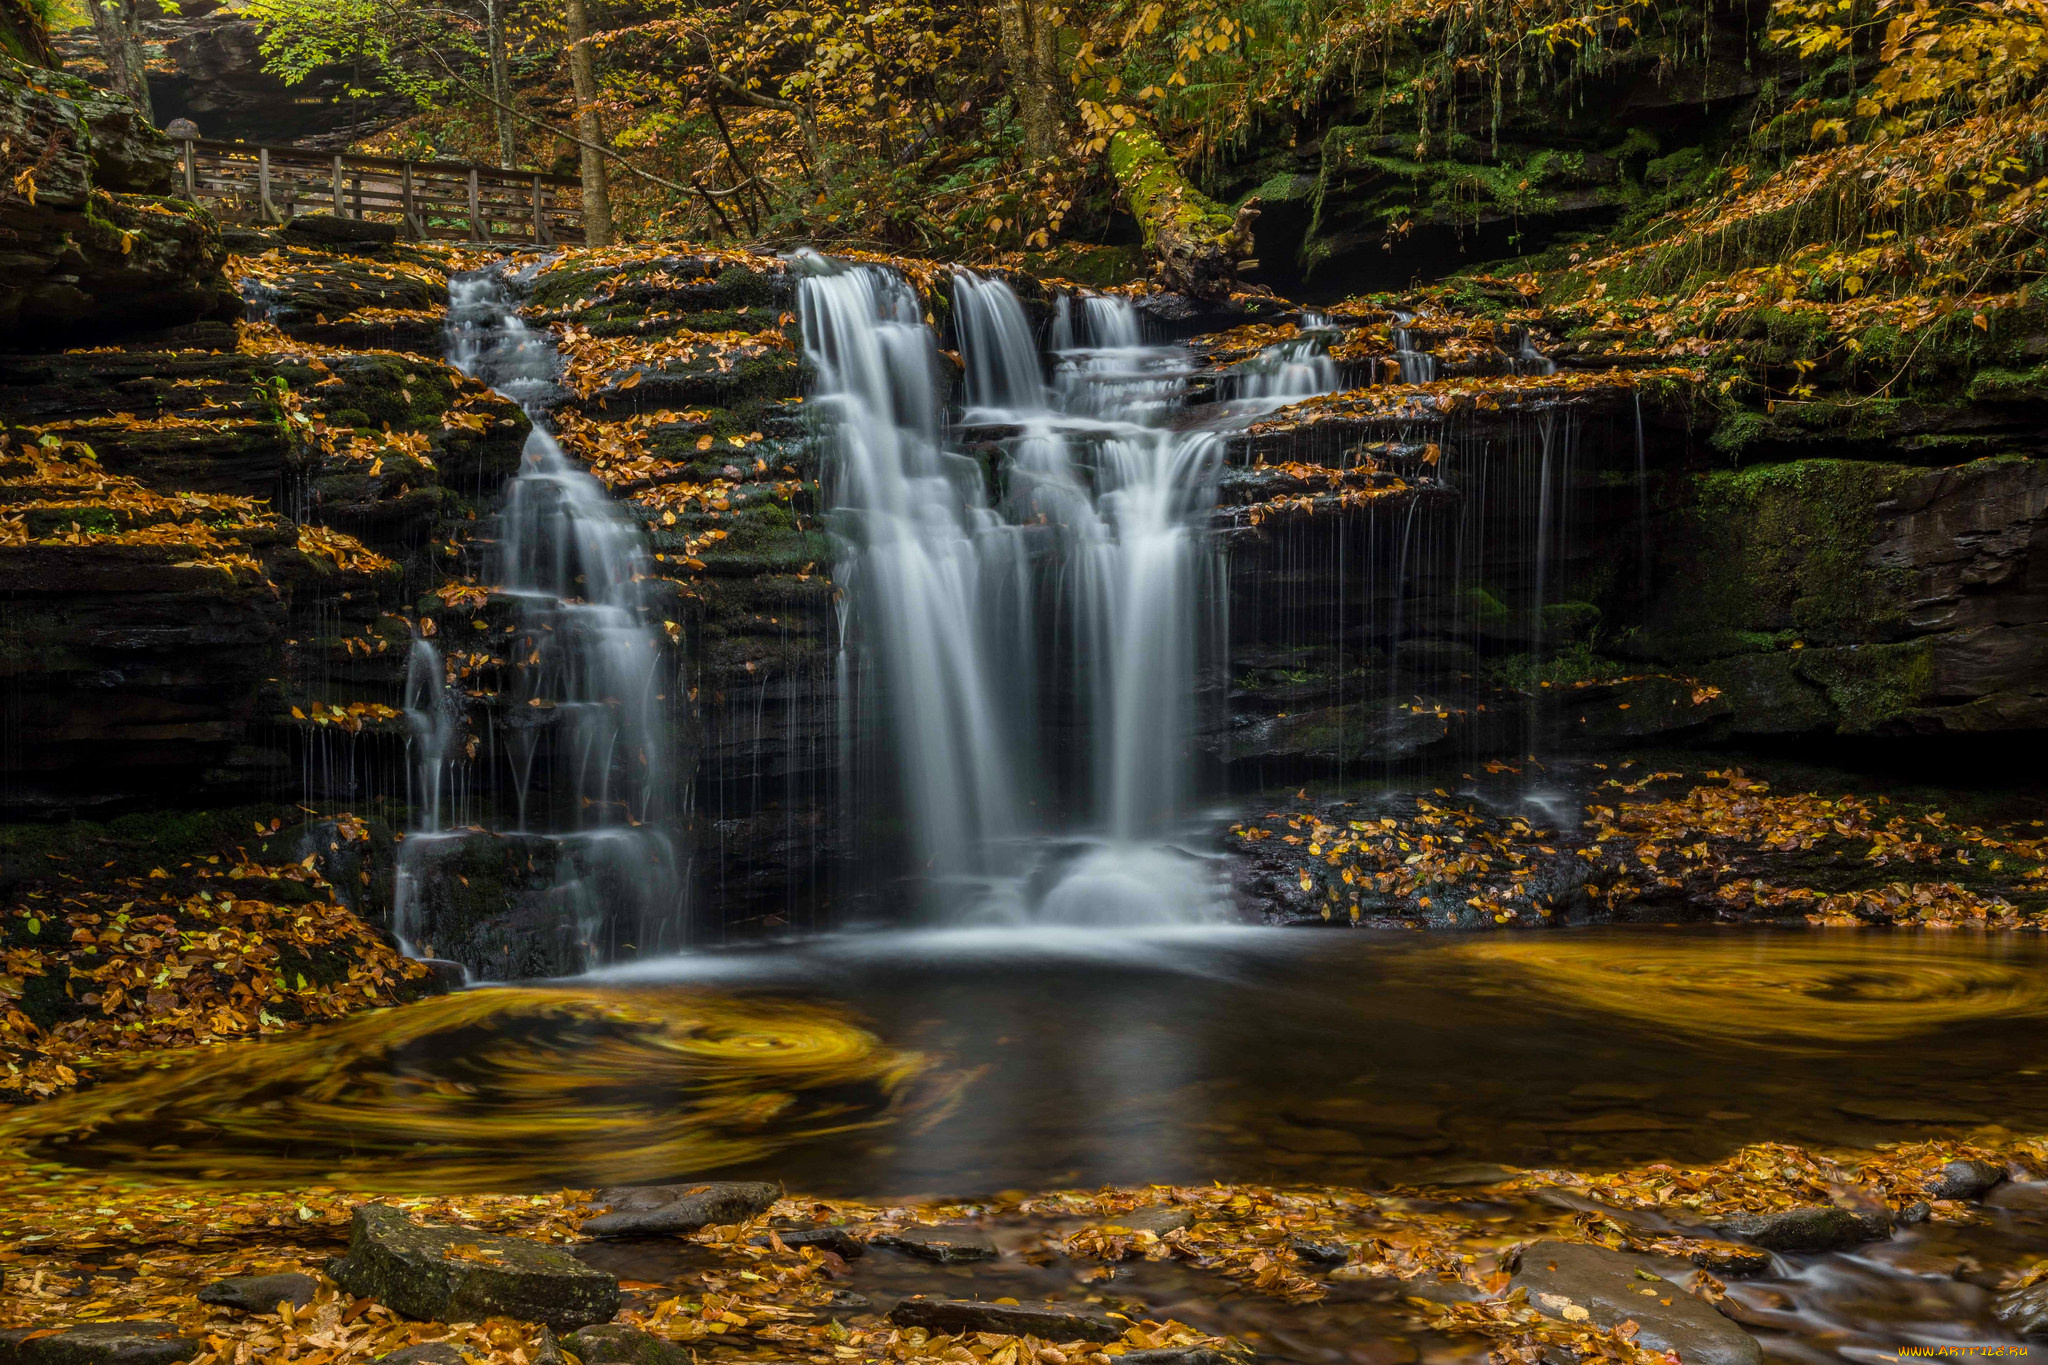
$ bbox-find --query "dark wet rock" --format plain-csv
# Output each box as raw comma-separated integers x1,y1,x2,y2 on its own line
283,214,402,246
1510,1240,1761,1365
888,1296,1124,1341
582,1181,780,1238
1221,701,1450,767
1927,1159,2007,1201
1100,1205,1194,1236
374,1347,468,1365
331,1205,619,1332
0,1321,198,1363
1119,1352,1234,1365
1993,1281,2048,1337
1290,1238,1350,1265
1986,1181,2048,1211
819,1290,876,1317
757,1225,864,1258
1397,1277,1482,1305
412,959,469,993
1678,1243,1773,1277
560,1325,692,1365
1711,1205,1876,1253
871,1225,1001,1263
197,1272,319,1313
0,56,238,343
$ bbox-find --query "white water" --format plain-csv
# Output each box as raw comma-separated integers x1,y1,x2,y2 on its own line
392,269,685,970
799,255,1334,925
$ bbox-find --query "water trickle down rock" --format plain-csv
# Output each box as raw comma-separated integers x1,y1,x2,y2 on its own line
388,266,686,977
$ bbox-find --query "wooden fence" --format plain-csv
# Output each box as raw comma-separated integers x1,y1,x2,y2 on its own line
180,140,587,246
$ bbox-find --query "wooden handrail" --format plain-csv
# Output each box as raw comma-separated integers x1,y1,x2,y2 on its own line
189,139,582,188
180,138,586,245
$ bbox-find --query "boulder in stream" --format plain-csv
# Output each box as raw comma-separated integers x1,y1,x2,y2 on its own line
1928,1159,2007,1202
580,1181,780,1237
1510,1240,1762,1365
196,1272,318,1313
870,1225,1000,1263
0,1321,198,1364
1711,1205,1883,1253
561,1325,695,1365
888,1296,1125,1341
331,1205,619,1332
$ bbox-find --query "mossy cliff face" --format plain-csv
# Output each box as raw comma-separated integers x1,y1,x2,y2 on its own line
1635,455,2048,736
1206,0,1780,297
0,54,237,338
0,211,524,817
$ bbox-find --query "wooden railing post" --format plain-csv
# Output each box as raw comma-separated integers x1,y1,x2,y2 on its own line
257,146,275,223
467,168,482,244
531,175,543,245
401,161,417,237
331,155,344,215
182,140,196,200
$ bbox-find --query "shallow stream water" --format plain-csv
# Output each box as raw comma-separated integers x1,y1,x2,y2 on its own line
14,919,2048,1361
17,927,2048,1196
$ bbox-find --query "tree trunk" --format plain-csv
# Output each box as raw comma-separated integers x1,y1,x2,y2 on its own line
993,0,1060,160
563,0,613,246
486,0,516,169
87,0,152,122
1107,123,1253,298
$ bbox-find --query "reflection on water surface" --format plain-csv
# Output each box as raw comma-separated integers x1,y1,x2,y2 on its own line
13,928,2048,1195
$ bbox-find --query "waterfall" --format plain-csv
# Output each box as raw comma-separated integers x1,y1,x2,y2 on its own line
392,267,685,973
392,637,460,957
799,257,1330,924
1391,311,1438,384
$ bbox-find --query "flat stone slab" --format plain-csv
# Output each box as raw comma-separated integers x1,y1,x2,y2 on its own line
581,1181,780,1238
1511,1240,1762,1365
756,1225,864,1258
561,1324,693,1364
374,1347,468,1365
197,1272,319,1313
333,1205,619,1332
1098,1206,1194,1236
1120,1352,1234,1365
0,1321,198,1364
871,1225,1000,1263
889,1296,1125,1342
1710,1205,1883,1253
282,214,401,245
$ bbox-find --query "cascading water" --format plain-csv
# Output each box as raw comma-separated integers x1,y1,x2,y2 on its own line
800,255,1335,924
392,268,685,973
1391,310,1439,384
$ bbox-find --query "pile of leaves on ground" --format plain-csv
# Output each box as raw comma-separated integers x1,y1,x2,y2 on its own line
0,1131,2040,1365
1241,764,2048,929
0,809,430,1101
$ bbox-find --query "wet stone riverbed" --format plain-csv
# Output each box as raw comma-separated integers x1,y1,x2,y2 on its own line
6,924,2048,1363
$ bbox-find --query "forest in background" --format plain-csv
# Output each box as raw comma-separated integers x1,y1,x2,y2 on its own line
39,0,2048,356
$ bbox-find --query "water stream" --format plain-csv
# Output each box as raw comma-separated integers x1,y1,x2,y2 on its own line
390,269,686,971
799,256,1335,924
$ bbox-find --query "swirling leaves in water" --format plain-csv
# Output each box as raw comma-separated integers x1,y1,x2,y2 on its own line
2,987,934,1191
1451,935,2048,1048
